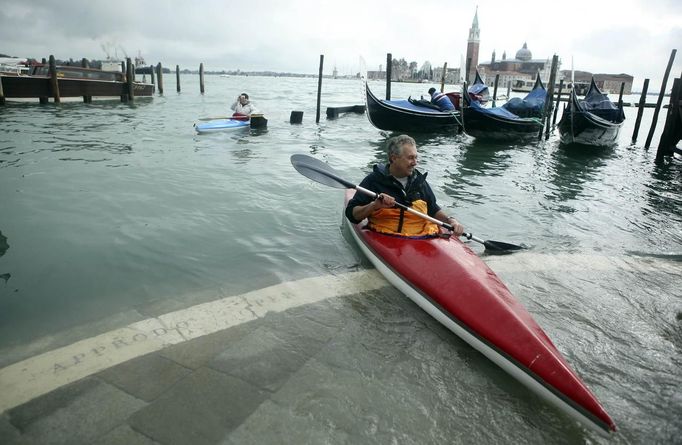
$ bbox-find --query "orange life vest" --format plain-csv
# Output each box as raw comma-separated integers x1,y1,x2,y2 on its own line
368,199,440,237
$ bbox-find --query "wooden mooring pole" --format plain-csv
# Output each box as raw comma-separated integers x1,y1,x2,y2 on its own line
492,74,499,107
156,63,164,95
316,54,324,123
645,49,677,149
386,53,392,100
632,79,650,143
150,65,155,85
126,58,135,102
176,65,180,93
81,58,92,103
540,55,558,140
0,73,5,106
552,80,564,125
48,55,61,103
39,58,48,104
199,63,205,94
440,62,447,93
617,82,625,110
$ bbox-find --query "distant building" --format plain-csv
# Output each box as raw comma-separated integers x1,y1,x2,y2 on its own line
597,74,633,94
478,42,555,90
366,70,386,80
465,8,480,84
564,70,633,94
431,66,461,85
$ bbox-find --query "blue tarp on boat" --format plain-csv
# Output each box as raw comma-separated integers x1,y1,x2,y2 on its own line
502,84,546,118
468,75,545,121
467,99,522,119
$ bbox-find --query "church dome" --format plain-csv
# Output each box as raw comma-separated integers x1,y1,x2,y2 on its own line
515,42,532,61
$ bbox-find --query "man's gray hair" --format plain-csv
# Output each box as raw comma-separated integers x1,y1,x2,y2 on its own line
387,134,416,160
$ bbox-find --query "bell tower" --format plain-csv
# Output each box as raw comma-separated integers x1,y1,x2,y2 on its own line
465,7,480,84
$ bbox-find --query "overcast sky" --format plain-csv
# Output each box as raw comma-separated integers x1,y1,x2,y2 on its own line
1,0,680,91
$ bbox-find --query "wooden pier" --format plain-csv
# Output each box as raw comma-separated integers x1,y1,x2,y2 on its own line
0,55,154,104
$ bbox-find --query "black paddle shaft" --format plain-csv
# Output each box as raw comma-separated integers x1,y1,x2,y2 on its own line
290,154,524,253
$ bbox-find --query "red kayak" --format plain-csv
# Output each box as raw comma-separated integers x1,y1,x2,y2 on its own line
344,190,616,435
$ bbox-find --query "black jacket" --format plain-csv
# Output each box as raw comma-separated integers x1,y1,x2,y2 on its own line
345,163,441,226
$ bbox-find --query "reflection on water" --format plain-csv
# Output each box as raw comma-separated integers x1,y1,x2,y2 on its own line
545,145,616,208
648,162,682,217
0,231,8,257
0,231,9,285
457,137,516,177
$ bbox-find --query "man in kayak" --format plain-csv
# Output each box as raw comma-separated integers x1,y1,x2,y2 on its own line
230,93,256,119
428,87,456,111
345,134,464,237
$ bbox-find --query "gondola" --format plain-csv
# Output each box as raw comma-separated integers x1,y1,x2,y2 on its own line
558,78,625,147
364,82,463,133
462,73,545,141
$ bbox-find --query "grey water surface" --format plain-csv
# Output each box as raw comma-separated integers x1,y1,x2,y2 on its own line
0,75,680,443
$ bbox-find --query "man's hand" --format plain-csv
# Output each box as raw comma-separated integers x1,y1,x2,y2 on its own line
446,217,464,237
375,193,395,209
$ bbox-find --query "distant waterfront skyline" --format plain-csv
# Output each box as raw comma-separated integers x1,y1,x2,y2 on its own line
1,0,680,91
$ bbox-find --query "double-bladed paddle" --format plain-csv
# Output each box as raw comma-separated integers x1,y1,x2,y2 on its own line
197,116,231,121
290,154,524,254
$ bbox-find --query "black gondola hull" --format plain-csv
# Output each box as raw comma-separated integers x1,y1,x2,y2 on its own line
462,108,543,141
461,71,545,141
365,83,462,133
557,80,625,147
558,111,623,146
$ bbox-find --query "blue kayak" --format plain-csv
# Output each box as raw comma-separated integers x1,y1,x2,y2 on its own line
194,119,249,134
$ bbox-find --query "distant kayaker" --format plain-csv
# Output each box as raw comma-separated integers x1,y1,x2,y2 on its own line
345,134,464,237
230,93,256,118
428,87,456,111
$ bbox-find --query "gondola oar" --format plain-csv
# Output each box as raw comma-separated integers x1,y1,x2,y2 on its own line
290,154,525,253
